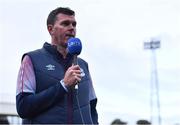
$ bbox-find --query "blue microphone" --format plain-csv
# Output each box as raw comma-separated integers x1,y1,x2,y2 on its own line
67,37,82,65
67,38,82,89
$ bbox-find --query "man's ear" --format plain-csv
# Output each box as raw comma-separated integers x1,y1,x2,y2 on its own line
47,25,54,35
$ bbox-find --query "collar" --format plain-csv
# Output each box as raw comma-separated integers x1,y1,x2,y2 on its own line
43,42,73,69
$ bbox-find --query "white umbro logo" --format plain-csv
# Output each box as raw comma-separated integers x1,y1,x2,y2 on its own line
46,64,55,71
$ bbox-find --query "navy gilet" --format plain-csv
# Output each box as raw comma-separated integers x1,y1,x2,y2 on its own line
23,42,94,124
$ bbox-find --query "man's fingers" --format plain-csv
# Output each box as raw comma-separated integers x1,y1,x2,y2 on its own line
75,75,81,82
71,65,80,70
65,65,82,86
73,70,81,74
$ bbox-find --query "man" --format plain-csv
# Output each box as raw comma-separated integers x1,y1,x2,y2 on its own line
16,7,98,124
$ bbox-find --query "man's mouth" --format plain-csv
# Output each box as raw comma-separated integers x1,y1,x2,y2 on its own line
66,34,75,39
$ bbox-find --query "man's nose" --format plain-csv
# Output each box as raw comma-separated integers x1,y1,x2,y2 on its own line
69,23,75,29
68,24,76,33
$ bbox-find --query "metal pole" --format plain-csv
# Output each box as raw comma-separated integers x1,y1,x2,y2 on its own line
144,39,161,125
151,49,161,125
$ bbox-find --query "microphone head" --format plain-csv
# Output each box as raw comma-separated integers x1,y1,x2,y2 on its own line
67,37,82,55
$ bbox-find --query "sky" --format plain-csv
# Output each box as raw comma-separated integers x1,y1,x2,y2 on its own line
0,0,180,124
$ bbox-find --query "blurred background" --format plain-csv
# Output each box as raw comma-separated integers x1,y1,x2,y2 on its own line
0,0,180,124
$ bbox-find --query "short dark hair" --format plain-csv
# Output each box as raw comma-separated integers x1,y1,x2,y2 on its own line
47,7,75,26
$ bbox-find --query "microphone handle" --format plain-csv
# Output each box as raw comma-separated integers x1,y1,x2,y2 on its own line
73,55,78,89
73,55,78,65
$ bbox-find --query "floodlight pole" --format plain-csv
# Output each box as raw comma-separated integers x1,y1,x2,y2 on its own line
144,39,161,125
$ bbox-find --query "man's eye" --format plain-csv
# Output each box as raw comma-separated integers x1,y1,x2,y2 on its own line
62,21,70,26
61,21,76,27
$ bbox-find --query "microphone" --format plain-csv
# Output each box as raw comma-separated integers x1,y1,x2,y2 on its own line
67,37,82,89
67,37,82,65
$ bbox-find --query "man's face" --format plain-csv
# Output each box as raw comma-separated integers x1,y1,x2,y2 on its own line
48,13,76,47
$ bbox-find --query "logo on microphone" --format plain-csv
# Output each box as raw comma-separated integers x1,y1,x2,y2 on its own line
67,37,82,55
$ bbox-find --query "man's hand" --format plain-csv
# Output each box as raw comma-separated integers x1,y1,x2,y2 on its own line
63,65,81,88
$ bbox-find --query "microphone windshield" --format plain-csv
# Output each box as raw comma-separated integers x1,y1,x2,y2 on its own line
67,38,82,55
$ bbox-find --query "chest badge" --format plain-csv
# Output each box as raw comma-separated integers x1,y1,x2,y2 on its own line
80,68,85,77
46,64,55,71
